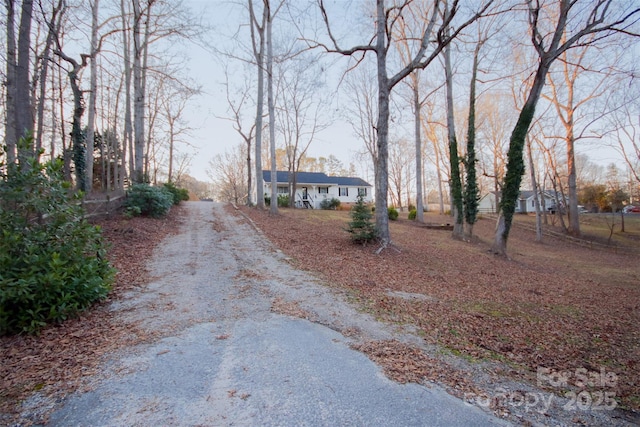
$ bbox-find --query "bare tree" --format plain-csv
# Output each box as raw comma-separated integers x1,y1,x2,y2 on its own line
34,0,64,158
607,77,640,187
4,0,35,164
317,0,495,246
493,0,640,256
221,68,256,205
422,102,447,214
132,0,151,183
388,137,413,210
207,144,248,204
275,55,328,207
543,34,617,236
249,0,267,208
162,86,198,183
343,64,378,179
443,37,464,237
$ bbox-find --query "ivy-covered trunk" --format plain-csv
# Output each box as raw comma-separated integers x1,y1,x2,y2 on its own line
444,42,463,238
463,42,480,239
492,65,548,255
69,69,87,192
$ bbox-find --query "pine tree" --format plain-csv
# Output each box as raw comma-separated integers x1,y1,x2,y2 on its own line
346,194,376,244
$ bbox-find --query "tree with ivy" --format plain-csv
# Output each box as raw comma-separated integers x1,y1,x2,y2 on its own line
443,40,464,239
346,194,376,244
492,0,640,256
463,33,483,239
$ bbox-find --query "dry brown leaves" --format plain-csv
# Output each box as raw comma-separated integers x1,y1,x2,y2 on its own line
0,206,184,424
241,206,640,411
352,340,477,397
271,297,310,319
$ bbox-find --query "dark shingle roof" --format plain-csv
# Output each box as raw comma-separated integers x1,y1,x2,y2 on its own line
263,171,371,187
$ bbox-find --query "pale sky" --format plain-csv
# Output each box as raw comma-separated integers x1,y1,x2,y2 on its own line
179,0,368,183
177,0,634,185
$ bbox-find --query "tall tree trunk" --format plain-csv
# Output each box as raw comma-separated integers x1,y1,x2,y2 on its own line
15,0,35,163
250,0,266,209
5,0,17,164
464,41,481,239
69,67,87,191
374,0,390,243
120,0,132,186
566,126,579,236
86,0,100,191
527,136,543,242
246,142,252,206
141,1,152,179
444,42,463,238
413,75,424,223
132,0,145,183
50,66,57,159
492,64,548,255
267,1,278,215
35,0,63,158
168,120,174,182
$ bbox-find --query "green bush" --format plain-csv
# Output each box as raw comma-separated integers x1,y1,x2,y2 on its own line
163,182,189,205
0,139,114,335
125,183,173,218
320,197,341,210
264,194,290,207
346,194,376,243
408,209,417,220
388,206,399,220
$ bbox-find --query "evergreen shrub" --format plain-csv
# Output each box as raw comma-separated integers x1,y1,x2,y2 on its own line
125,183,173,218
265,194,290,207
163,182,189,205
0,139,114,334
346,194,376,243
320,198,341,210
388,206,399,220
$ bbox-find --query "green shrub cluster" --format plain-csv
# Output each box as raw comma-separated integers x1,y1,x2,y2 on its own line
320,198,341,210
346,194,376,243
163,182,189,205
388,206,399,220
125,183,173,218
0,141,114,335
408,209,417,220
264,194,290,207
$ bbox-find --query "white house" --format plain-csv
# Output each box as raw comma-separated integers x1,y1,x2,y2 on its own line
478,190,562,214
262,170,373,209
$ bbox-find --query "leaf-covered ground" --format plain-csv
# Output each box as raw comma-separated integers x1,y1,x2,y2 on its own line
2,203,638,424
0,207,184,425
241,207,640,412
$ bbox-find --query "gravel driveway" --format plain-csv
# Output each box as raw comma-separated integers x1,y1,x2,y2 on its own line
46,201,507,426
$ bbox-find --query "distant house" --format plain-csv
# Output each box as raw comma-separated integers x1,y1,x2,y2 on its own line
262,170,373,209
478,190,564,214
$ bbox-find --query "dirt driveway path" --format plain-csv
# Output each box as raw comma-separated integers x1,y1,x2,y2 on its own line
46,202,507,426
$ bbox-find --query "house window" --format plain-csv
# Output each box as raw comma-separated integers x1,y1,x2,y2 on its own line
318,187,329,194
358,188,367,197
277,186,288,194
339,187,348,197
